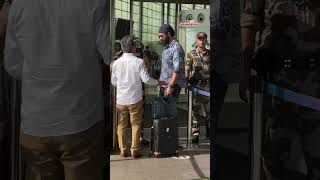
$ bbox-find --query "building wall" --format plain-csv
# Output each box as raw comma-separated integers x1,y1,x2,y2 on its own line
114,0,208,43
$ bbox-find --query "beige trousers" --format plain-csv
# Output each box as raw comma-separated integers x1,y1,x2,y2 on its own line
116,100,143,153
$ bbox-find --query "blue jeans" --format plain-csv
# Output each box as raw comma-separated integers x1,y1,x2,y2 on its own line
159,84,181,118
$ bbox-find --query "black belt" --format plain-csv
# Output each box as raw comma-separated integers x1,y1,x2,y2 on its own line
252,49,319,74
194,80,209,88
281,57,319,70
188,78,209,87
196,79,209,84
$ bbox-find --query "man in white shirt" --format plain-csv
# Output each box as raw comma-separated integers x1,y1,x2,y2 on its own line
111,35,159,159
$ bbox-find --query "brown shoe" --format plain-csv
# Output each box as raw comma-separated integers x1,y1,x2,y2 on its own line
131,151,142,159
120,152,128,158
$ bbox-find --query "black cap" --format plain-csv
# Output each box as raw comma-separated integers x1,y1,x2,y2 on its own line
159,24,175,36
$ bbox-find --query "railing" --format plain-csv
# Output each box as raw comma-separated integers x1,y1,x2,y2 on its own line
251,74,320,180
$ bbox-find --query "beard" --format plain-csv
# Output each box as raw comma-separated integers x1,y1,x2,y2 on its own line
160,37,169,46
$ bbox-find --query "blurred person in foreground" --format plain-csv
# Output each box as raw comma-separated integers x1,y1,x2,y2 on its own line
241,0,320,179
3,0,111,179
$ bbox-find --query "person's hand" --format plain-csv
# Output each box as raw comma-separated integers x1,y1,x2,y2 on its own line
157,81,164,90
185,87,188,94
165,86,173,96
239,79,250,103
184,77,189,93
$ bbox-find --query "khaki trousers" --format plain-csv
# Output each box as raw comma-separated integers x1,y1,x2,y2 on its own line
20,122,105,180
116,100,143,153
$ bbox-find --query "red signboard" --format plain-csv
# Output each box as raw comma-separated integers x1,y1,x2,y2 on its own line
177,22,199,27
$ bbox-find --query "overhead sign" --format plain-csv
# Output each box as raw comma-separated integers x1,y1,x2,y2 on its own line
178,22,199,27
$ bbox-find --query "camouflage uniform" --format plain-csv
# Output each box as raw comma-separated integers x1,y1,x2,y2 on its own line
241,0,320,179
186,38,210,141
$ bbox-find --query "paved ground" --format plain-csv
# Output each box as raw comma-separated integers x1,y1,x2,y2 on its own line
109,129,250,180
110,83,250,180
110,133,210,180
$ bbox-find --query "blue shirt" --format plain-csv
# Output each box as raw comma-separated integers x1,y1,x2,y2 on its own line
159,39,186,87
4,0,110,136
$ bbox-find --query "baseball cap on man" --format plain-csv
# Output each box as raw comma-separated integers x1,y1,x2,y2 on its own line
196,32,207,39
159,24,175,36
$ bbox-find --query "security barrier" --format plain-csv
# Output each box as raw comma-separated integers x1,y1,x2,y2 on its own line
251,74,320,180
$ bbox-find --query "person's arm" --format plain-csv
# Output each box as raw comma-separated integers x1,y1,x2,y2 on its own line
110,59,117,75
139,61,158,86
240,0,263,73
0,0,9,39
239,0,264,102
184,52,192,93
210,0,229,64
111,63,117,86
165,46,184,96
185,52,192,79
110,51,123,74
169,46,184,87
94,0,111,65
239,27,256,101
4,2,23,80
168,73,178,87
239,27,256,103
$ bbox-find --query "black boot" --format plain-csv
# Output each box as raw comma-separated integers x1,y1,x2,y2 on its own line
191,136,199,144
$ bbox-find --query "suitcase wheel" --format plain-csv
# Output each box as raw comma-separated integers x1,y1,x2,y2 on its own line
149,151,155,156
175,152,179,157
154,152,161,158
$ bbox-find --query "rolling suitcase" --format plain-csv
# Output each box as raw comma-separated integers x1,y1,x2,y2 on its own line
150,117,178,157
150,97,178,157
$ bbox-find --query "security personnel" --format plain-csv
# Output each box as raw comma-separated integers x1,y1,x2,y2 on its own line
241,0,320,179
185,32,210,144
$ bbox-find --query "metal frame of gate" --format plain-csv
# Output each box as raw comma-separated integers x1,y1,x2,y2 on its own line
251,75,263,180
1,71,23,180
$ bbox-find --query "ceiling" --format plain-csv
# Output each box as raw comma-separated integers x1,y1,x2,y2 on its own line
133,0,210,5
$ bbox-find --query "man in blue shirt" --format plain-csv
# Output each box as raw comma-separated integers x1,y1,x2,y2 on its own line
158,24,185,118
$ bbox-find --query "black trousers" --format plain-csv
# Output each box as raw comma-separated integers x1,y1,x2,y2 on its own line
210,71,229,178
